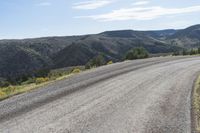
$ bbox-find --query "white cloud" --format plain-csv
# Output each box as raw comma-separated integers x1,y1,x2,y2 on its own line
132,1,150,6
73,0,113,10
78,5,200,21
37,2,52,6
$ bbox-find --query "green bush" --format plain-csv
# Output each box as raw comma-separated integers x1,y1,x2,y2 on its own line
172,51,181,56
125,47,149,60
0,80,10,87
182,49,188,55
190,49,198,55
85,54,106,69
173,48,200,56
198,48,200,54
35,69,50,78
22,78,36,85
35,77,49,84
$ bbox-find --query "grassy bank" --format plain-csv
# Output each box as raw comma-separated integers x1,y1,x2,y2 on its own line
0,70,79,101
193,75,200,132
0,61,113,101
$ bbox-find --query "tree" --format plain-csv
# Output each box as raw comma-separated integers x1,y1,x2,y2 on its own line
182,49,188,55
172,51,180,56
125,47,149,60
198,47,200,54
190,49,197,55
34,68,50,78
85,54,106,69
0,80,10,87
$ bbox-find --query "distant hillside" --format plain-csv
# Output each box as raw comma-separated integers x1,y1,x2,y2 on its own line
0,36,82,80
143,29,178,40
167,24,200,48
53,32,179,68
0,45,51,79
1,24,200,81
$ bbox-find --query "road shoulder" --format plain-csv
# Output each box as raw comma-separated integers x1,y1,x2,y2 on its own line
192,74,200,133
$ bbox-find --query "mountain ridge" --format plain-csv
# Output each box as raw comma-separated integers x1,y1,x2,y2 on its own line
1,24,200,81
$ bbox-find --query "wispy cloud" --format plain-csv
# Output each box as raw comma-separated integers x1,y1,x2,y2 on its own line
132,1,150,6
77,5,200,21
37,2,52,6
73,0,113,10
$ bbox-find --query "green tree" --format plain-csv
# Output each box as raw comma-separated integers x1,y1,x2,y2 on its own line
172,51,180,56
85,54,106,69
0,80,10,87
190,49,197,55
125,47,149,60
182,49,188,55
198,48,200,54
34,69,50,78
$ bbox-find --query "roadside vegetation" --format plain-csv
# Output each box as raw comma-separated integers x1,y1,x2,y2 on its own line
85,47,149,69
125,47,149,60
0,47,154,100
1,45,199,101
0,59,114,100
193,75,200,132
0,67,83,100
0,47,151,100
172,48,200,56
85,54,106,69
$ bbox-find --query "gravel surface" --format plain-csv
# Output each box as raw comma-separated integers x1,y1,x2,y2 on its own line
0,56,200,133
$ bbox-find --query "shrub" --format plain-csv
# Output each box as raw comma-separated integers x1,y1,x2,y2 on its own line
190,49,198,55
0,90,6,98
85,54,106,69
22,78,36,85
125,47,149,60
35,69,50,78
35,77,49,84
85,63,92,69
172,51,181,56
72,68,81,73
107,61,113,65
49,77,57,81
198,48,200,54
3,86,16,94
182,49,188,55
0,81,10,87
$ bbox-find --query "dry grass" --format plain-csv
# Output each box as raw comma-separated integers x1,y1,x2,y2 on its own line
193,75,200,131
0,74,74,101
0,61,115,101
107,61,113,65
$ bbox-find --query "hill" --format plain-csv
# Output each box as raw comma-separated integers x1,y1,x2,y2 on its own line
143,29,178,40
53,32,179,68
167,24,200,48
1,24,200,81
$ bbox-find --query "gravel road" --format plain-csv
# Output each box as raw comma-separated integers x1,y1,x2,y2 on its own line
0,56,200,133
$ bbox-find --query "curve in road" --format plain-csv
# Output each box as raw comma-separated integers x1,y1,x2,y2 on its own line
0,56,200,133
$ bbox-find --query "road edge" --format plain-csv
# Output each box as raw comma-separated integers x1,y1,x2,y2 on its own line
191,73,200,133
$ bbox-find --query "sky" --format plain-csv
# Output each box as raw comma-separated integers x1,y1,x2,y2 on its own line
1,0,200,39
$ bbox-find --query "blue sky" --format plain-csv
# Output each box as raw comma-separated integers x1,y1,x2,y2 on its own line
1,0,200,39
